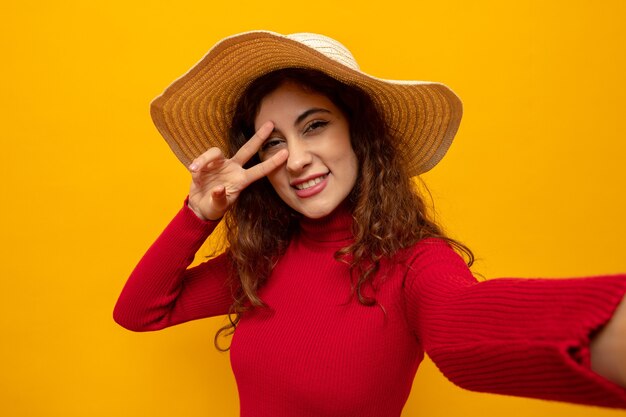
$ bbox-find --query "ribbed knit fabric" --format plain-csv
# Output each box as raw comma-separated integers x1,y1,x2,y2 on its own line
114,201,626,416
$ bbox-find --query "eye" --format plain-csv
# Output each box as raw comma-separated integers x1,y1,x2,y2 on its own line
260,137,285,152
304,120,329,134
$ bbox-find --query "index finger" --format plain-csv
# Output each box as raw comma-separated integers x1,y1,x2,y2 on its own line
231,121,274,166
243,149,289,186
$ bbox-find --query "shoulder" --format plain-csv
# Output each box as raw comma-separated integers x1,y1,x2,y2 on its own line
402,237,467,269
397,238,476,290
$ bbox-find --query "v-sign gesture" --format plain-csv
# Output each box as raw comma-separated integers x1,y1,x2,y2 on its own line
187,122,288,221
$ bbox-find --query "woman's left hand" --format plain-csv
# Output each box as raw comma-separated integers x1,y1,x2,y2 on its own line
591,295,626,387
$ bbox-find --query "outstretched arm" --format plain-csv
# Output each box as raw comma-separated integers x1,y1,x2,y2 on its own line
404,238,626,408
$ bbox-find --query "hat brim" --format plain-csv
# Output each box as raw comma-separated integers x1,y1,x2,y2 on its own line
150,31,462,176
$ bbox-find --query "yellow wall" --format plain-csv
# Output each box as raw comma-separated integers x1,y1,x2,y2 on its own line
2,1,626,416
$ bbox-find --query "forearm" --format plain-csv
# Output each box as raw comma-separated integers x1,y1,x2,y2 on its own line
591,295,626,387
114,201,231,331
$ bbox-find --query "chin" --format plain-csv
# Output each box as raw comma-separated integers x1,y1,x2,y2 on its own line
301,211,330,220
296,202,340,219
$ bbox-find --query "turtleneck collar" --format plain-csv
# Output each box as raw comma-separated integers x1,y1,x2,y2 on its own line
298,201,354,244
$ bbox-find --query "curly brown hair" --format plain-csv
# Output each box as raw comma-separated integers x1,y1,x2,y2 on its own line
215,68,473,350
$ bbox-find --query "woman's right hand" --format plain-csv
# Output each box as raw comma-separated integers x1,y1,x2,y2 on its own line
187,121,288,221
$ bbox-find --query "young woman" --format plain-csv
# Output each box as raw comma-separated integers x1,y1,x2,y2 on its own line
114,31,626,416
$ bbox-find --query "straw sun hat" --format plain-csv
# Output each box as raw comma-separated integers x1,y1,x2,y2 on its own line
150,31,462,176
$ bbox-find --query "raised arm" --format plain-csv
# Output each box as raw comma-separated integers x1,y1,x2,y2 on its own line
114,122,289,331
403,238,626,408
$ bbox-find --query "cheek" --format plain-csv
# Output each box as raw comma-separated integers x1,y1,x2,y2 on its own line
341,145,359,176
348,153,359,184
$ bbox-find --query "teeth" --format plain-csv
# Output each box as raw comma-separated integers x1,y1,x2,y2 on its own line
295,175,326,190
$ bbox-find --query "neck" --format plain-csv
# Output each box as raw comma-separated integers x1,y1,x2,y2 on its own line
298,201,354,243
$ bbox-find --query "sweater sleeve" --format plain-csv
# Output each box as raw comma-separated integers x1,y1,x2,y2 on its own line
113,201,235,331
403,238,626,408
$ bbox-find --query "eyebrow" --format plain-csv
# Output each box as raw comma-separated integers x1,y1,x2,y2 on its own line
294,108,331,126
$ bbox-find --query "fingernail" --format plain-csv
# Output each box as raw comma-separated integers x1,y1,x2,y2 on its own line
189,163,198,171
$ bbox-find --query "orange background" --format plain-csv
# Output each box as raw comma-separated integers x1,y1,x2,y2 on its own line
2,1,626,416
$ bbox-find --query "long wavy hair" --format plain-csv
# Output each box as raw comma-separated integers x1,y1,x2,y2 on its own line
215,68,473,350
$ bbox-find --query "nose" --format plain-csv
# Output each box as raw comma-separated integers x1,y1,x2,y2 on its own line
286,139,312,174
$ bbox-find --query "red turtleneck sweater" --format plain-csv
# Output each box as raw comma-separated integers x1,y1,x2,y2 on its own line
114,202,626,416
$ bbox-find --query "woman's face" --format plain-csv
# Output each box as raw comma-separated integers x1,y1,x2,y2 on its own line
255,81,358,219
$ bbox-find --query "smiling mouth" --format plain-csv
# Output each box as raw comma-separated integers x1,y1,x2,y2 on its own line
293,174,329,190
